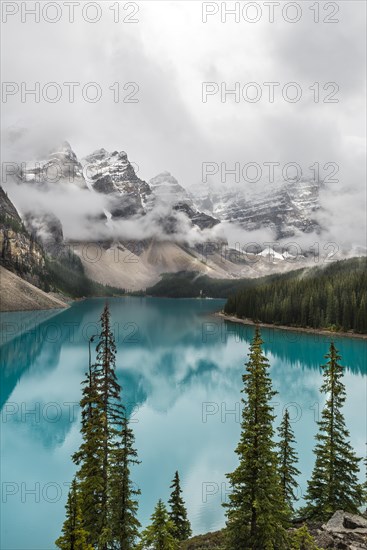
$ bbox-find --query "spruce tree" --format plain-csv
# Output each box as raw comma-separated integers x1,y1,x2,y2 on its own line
72,355,105,545
168,471,192,541
224,327,289,550
289,525,321,550
55,478,93,550
93,304,123,547
110,413,141,549
304,343,363,520
139,499,178,550
278,408,300,512
71,304,140,549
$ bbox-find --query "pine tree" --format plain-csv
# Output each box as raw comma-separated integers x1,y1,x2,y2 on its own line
72,355,105,545
223,258,367,333
139,499,178,550
168,471,192,541
110,414,141,549
278,408,300,512
304,343,363,520
93,304,123,547
289,525,321,550
55,478,93,550
72,304,140,549
224,327,289,550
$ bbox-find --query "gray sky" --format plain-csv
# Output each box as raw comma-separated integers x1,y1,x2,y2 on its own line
1,0,366,248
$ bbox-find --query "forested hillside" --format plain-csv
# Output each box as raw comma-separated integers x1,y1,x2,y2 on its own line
46,253,126,298
146,271,254,298
146,270,292,298
224,257,367,333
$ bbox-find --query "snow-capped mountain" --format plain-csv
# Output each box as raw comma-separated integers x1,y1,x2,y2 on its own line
16,142,321,241
14,143,221,244
83,148,151,218
148,172,220,231
148,171,190,205
3,141,328,290
190,178,321,239
20,141,87,189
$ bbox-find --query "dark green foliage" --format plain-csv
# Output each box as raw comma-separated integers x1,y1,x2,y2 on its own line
304,343,363,520
93,303,122,545
146,271,272,299
69,304,140,549
168,471,192,541
139,499,179,550
46,255,126,298
72,327,106,544
224,328,289,550
289,525,321,549
109,414,141,548
55,478,93,550
278,408,301,512
224,258,367,333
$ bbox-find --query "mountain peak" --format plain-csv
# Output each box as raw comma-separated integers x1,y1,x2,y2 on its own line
60,140,73,152
48,140,79,165
149,172,187,198
83,148,128,165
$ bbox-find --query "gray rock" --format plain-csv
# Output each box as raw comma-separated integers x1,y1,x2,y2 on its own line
0,186,22,222
314,530,335,548
343,515,367,531
0,187,47,288
83,148,151,221
190,177,322,239
323,511,367,534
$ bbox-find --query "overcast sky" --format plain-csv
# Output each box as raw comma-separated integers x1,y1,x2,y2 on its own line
1,0,366,248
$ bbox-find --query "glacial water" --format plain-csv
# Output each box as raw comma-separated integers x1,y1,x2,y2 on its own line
0,297,366,549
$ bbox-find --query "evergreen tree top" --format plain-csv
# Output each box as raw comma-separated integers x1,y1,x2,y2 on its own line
304,342,363,520
168,471,192,541
225,329,289,549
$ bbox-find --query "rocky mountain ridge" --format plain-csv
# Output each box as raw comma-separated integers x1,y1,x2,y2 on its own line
19,141,86,189
83,147,151,218
15,142,220,235
0,187,47,288
14,141,322,240
192,178,321,239
1,142,326,292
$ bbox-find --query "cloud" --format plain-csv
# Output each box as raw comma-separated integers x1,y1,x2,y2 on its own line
1,1,365,250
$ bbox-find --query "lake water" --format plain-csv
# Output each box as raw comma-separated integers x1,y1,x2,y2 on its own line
1,297,366,549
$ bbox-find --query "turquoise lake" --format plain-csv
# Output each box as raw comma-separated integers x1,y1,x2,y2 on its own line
0,297,366,549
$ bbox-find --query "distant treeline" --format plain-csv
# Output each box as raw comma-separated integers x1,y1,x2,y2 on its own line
224,257,367,333
146,271,280,298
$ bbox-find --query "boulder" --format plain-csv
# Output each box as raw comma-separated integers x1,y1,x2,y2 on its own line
314,511,367,549
323,511,367,535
